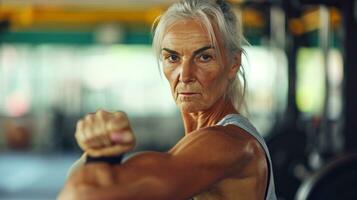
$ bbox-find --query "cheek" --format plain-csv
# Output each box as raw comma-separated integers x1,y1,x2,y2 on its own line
163,67,173,83
163,66,180,90
163,67,171,82
197,68,228,97
196,67,222,85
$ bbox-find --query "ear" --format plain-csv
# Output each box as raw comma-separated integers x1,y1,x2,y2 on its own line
228,51,241,79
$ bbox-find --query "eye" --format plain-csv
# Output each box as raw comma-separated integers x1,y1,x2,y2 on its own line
198,54,213,62
166,54,180,63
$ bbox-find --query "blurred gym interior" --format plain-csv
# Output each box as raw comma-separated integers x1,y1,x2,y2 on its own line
0,0,356,199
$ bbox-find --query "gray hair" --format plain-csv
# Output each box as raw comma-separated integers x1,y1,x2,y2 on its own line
152,0,248,112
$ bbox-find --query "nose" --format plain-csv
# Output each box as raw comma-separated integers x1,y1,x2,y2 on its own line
179,58,195,83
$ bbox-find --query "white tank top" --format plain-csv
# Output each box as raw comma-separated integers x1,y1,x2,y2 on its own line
216,114,277,200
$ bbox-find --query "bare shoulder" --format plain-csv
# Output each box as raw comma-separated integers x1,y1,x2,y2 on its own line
219,124,267,157
172,125,265,156
169,125,267,177
187,125,269,199
220,124,268,176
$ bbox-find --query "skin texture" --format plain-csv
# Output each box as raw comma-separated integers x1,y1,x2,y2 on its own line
58,19,268,200
75,110,135,157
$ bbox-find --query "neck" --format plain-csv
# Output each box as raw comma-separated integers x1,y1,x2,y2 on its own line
181,97,238,135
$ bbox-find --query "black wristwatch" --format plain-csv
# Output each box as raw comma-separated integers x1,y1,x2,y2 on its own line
85,154,123,165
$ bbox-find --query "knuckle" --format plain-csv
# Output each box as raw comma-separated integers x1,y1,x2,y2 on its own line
96,109,110,119
78,141,90,151
102,139,111,147
114,111,126,119
84,114,94,122
96,109,104,116
76,120,83,128
96,109,106,114
74,131,82,140
92,122,101,133
83,136,91,144
106,120,119,131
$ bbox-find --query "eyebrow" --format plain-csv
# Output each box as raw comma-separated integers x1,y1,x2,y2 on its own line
161,45,214,57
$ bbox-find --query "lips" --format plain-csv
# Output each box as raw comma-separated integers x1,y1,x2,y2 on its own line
179,92,198,95
178,92,200,98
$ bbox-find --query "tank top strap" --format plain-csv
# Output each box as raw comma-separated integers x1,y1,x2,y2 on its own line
216,114,277,200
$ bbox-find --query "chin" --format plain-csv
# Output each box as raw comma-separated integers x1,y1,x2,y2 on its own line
178,101,207,113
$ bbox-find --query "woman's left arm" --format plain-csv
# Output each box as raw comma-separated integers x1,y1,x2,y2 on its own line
58,130,255,200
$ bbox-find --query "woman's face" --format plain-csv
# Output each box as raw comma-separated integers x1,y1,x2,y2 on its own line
161,19,239,113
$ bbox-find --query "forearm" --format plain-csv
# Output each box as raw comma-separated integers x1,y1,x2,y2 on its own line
79,175,175,200
67,153,86,177
72,152,180,200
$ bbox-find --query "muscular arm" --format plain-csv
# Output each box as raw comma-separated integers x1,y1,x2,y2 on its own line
61,127,256,200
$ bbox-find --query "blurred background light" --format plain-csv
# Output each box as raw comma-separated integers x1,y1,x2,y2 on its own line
0,0,349,200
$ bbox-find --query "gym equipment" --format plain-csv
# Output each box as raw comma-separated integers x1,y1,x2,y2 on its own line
296,153,357,200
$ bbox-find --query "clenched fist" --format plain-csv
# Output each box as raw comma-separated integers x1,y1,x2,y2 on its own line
75,110,136,157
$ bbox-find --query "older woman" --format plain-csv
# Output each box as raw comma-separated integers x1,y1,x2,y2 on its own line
58,0,277,199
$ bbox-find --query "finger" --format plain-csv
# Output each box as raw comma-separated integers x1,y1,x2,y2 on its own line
99,132,112,148
76,120,90,151
83,117,102,149
90,115,111,149
113,111,126,118
95,115,112,148
110,130,134,144
106,118,129,133
96,109,112,147
96,109,110,121
113,111,128,124
75,120,85,142
91,118,106,148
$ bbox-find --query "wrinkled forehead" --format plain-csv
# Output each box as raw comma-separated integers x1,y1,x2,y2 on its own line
162,19,224,51
162,20,211,47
